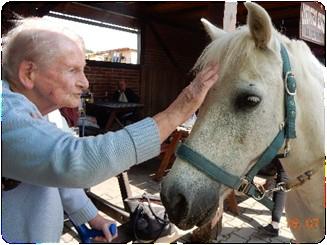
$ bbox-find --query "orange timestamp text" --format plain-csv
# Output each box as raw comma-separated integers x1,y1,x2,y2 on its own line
287,217,320,230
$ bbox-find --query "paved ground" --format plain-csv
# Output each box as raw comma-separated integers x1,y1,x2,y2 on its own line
60,158,294,243
213,197,294,243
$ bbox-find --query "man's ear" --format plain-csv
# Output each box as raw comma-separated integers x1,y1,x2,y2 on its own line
18,60,37,89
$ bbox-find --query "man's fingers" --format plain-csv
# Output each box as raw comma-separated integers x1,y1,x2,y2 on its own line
200,64,219,82
209,74,219,85
193,67,219,94
102,230,113,242
102,222,118,242
194,64,219,88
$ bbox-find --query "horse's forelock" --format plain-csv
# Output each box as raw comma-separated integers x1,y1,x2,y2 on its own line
194,27,258,78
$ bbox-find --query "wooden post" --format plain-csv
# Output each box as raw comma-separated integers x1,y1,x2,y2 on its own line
154,130,182,181
117,172,133,212
223,2,238,32
192,218,222,243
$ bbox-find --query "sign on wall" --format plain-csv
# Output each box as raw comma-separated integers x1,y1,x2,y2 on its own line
300,2,325,46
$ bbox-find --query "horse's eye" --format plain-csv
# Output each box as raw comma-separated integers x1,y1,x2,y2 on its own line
235,94,261,110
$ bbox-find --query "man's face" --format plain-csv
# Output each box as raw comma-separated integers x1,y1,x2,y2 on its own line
33,39,89,109
118,80,126,92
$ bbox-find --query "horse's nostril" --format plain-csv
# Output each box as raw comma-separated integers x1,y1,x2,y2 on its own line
168,193,188,223
161,178,192,226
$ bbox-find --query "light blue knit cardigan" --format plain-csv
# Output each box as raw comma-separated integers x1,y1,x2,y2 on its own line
1,80,160,242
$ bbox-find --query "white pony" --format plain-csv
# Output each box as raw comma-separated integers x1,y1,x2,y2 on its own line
161,2,325,243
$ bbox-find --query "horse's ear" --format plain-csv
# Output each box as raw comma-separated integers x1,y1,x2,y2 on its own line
201,18,226,40
245,2,273,49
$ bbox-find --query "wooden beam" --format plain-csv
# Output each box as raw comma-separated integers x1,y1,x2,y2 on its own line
148,22,182,71
34,3,61,17
47,11,138,34
76,2,199,30
116,172,133,212
237,4,301,23
2,2,60,17
258,2,300,10
2,2,61,34
86,191,130,224
55,2,200,33
146,2,207,14
145,14,201,32
163,8,207,22
53,2,140,29
237,2,300,15
79,2,140,19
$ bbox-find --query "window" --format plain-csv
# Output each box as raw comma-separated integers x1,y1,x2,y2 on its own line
44,12,140,64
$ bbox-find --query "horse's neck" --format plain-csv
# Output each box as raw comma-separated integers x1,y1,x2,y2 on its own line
279,41,325,241
284,163,325,242
281,40,324,179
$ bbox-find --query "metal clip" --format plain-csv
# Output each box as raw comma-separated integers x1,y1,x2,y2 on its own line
252,184,266,201
283,139,291,157
284,71,296,96
279,121,285,130
260,182,290,199
276,182,291,192
253,191,266,201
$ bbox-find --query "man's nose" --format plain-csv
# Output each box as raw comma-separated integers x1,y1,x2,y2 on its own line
78,73,89,90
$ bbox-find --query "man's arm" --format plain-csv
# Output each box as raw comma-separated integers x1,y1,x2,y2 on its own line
126,88,140,103
59,188,98,226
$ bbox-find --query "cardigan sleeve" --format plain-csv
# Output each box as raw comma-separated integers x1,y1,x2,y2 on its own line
2,83,160,188
59,188,98,226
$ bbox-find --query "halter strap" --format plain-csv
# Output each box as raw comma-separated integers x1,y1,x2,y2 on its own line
176,144,242,189
176,130,284,210
175,43,297,211
280,43,296,139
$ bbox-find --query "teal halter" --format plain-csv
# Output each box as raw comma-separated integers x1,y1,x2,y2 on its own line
176,43,296,210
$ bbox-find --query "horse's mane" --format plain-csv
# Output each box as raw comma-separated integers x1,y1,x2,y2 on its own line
278,34,325,86
194,26,325,86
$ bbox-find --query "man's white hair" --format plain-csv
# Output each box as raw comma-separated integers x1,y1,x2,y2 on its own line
2,17,85,82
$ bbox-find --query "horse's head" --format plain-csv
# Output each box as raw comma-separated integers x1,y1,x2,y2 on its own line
161,2,288,229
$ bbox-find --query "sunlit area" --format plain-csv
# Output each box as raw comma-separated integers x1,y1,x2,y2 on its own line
43,12,139,64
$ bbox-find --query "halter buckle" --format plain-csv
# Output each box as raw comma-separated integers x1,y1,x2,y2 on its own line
238,178,251,194
284,71,296,96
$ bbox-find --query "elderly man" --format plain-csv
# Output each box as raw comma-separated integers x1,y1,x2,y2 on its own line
1,17,219,243
113,80,140,103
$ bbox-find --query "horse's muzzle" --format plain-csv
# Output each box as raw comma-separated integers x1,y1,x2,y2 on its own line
160,170,220,230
